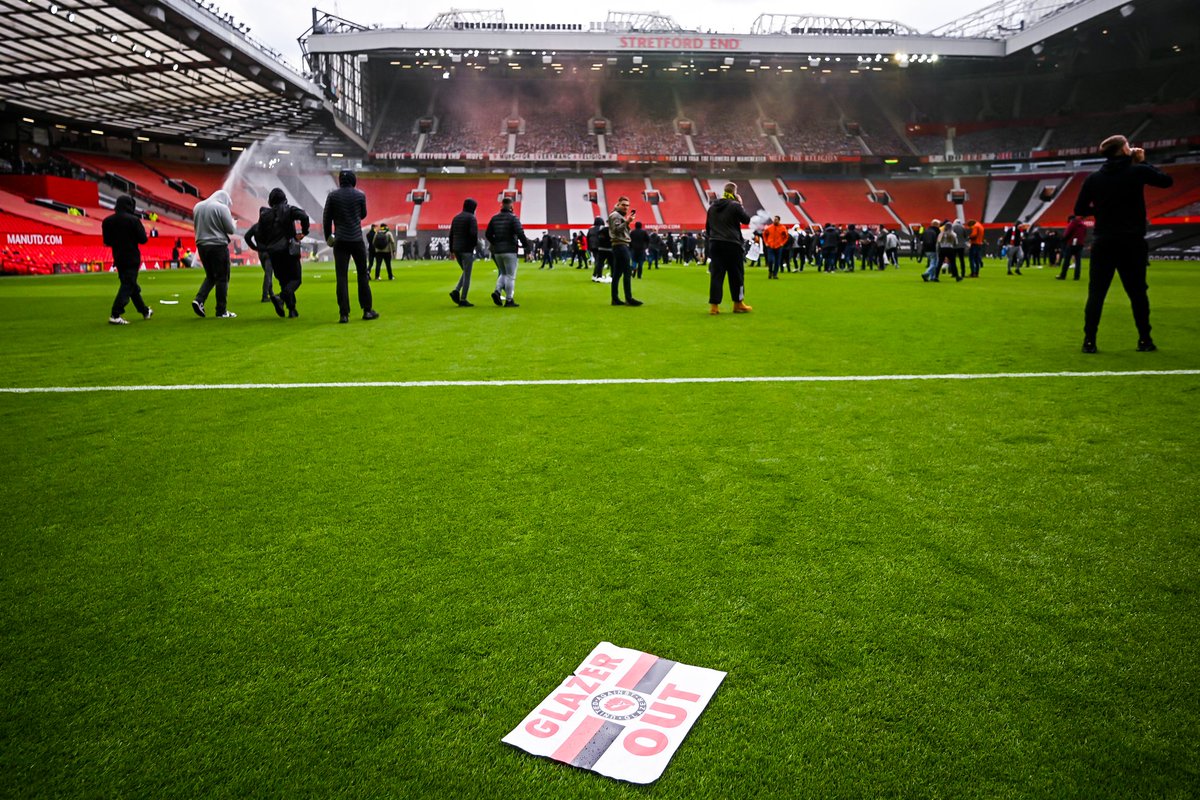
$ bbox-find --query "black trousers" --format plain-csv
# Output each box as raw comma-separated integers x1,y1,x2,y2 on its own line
1060,245,1083,279
708,240,745,305
593,250,609,279
271,250,302,312
334,240,373,316
260,256,274,301
611,244,634,302
111,262,149,317
1084,237,1151,341
195,244,231,315
373,252,392,279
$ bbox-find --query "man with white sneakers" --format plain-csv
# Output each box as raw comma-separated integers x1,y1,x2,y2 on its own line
191,189,238,319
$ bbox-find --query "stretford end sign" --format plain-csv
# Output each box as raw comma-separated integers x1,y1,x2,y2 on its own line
502,642,725,784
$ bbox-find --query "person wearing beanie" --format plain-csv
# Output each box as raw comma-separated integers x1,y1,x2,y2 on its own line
322,170,379,323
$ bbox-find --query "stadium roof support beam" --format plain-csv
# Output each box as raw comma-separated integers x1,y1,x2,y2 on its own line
930,0,1132,52
750,15,921,36
426,10,506,29
604,11,682,32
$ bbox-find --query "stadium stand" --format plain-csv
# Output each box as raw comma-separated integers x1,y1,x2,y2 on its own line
789,179,894,226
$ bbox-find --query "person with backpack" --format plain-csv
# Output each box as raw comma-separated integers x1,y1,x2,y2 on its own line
372,223,396,280
245,187,309,319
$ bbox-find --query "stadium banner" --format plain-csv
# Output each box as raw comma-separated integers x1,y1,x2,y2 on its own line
503,642,725,785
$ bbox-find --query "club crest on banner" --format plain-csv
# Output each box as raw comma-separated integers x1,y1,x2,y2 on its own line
502,642,725,784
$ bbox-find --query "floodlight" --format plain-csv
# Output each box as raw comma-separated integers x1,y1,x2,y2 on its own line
1119,3,1135,17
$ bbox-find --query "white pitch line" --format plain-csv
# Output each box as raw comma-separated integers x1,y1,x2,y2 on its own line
1,370,1198,394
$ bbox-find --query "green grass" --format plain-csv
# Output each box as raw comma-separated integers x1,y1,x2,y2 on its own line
2,259,1198,798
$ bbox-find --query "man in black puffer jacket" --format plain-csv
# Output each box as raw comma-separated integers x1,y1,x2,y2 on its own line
102,194,152,324
484,197,530,307
448,198,478,307
323,170,378,323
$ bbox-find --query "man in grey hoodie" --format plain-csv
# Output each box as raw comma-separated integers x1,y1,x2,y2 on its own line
191,189,238,318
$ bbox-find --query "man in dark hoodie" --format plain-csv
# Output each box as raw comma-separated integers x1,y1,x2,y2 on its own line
1074,134,1174,353
103,194,152,325
323,170,379,324
448,197,479,307
245,187,309,319
588,216,610,283
705,182,752,314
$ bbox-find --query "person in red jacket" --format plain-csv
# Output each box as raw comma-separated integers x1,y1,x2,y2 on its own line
1057,215,1087,281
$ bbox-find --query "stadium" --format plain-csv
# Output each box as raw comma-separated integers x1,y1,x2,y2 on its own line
1,0,1199,796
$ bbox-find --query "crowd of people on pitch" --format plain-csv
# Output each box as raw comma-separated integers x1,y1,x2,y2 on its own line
101,135,1172,354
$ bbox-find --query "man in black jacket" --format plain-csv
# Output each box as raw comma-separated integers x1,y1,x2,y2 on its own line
1074,134,1174,353
485,197,529,307
705,182,752,314
103,194,152,324
245,187,309,318
323,170,378,323
448,198,478,307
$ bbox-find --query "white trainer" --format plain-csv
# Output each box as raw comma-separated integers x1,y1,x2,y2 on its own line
109,316,128,325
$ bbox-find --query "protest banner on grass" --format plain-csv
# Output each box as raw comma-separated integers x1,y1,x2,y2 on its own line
503,642,725,784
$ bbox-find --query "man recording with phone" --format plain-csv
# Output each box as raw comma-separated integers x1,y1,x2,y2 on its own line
607,196,643,307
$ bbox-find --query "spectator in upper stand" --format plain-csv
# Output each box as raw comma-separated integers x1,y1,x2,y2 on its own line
103,194,152,325
190,189,238,319
449,198,479,307
323,169,378,324
1058,214,1087,281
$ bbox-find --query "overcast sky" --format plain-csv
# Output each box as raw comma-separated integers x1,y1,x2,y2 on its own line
210,1,995,68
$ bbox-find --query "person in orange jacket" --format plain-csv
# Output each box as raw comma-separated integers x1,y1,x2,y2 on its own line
762,215,790,279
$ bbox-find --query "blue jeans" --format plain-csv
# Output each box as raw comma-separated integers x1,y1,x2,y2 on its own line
923,250,940,280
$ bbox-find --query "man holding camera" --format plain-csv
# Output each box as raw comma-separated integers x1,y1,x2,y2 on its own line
1073,135,1173,353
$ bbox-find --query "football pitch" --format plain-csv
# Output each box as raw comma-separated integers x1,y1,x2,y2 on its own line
2,258,1198,797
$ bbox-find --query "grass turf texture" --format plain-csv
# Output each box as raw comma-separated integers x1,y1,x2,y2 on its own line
1,259,1198,798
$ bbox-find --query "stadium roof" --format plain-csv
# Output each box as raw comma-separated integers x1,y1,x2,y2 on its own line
0,0,363,151
302,0,1137,60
